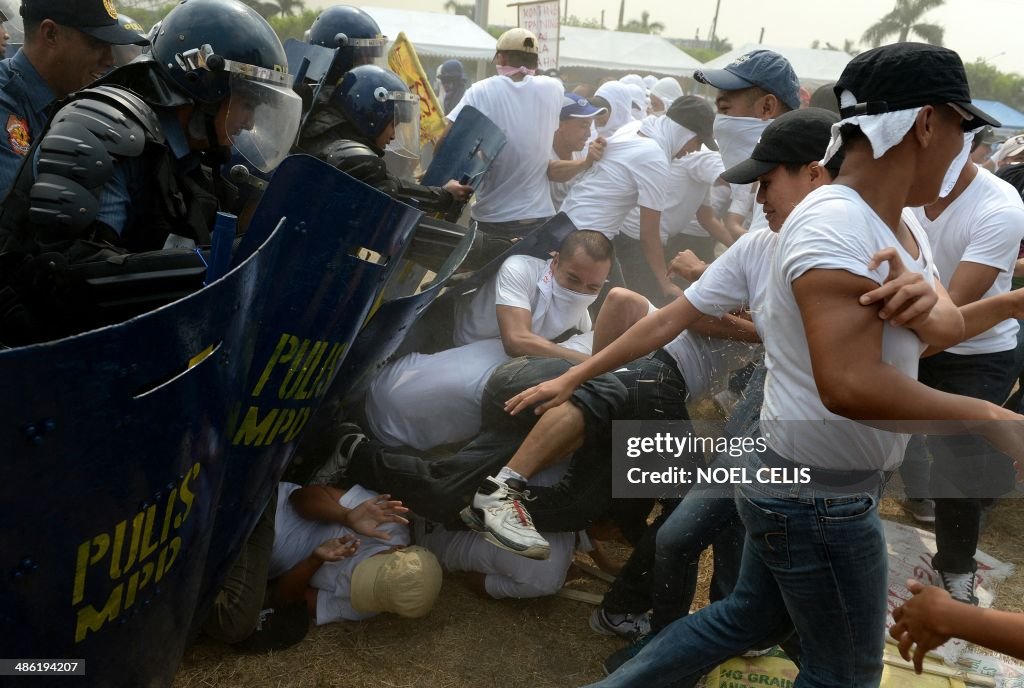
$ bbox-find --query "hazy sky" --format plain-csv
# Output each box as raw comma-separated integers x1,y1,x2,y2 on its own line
310,0,1022,74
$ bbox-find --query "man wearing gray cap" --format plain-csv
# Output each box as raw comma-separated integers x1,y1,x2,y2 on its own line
0,0,147,196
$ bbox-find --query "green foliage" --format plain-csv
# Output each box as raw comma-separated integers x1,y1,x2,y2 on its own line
563,15,605,30
620,11,664,35
964,60,1024,112
679,42,732,63
267,9,319,43
117,1,176,29
862,0,945,47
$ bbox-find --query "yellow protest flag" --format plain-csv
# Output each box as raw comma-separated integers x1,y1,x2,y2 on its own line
388,32,447,146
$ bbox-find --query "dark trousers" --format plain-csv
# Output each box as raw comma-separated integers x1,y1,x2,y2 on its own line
901,349,1018,573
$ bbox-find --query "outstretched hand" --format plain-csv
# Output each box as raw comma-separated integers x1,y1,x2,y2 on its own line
859,248,938,328
505,374,580,416
443,180,474,202
314,535,359,562
344,494,410,540
889,579,955,673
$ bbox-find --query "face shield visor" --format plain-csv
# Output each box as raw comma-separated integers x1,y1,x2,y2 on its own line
0,0,24,45
380,88,420,159
325,35,388,82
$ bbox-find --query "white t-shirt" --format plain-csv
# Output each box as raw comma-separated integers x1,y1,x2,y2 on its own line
560,125,669,239
420,464,574,599
665,227,778,400
454,255,592,346
911,166,1024,355
447,75,563,223
760,185,937,471
550,148,585,211
268,483,409,624
620,151,725,241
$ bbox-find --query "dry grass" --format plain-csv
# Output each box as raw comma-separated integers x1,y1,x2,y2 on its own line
174,495,1023,688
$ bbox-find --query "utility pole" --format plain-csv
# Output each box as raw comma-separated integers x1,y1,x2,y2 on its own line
474,0,489,30
758,26,765,43
600,9,605,28
563,0,568,21
710,0,721,44
617,0,625,30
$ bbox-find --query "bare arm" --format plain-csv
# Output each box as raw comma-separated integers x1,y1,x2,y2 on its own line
946,261,1002,306
696,203,733,247
922,288,1024,357
722,212,747,245
668,250,708,283
496,305,589,363
547,137,606,182
290,486,409,539
505,294,704,414
639,207,681,299
690,313,761,343
271,536,359,607
592,287,652,354
1015,257,1024,279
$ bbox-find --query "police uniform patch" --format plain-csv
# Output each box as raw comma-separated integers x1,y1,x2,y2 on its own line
104,0,118,20
6,114,30,156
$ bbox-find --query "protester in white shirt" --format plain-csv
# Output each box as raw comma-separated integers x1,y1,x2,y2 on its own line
649,77,683,116
445,28,563,239
549,92,608,210
694,49,800,243
563,97,717,303
591,81,635,139
365,231,612,450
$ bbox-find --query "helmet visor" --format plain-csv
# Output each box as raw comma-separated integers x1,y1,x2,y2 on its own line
387,90,420,159
0,0,24,43
226,68,302,173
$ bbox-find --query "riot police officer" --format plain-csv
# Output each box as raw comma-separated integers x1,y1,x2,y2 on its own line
297,64,471,214
306,5,386,84
0,0,301,344
0,0,148,196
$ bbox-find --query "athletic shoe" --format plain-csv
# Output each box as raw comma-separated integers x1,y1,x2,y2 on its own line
937,570,979,606
903,498,936,524
460,476,550,560
589,608,652,640
306,423,366,485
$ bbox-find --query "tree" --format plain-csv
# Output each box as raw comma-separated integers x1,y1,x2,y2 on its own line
563,14,605,30
621,11,665,35
444,0,476,21
861,0,945,47
963,60,1024,113
274,0,305,17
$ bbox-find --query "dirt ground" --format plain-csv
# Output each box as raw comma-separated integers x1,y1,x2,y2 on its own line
173,493,1024,688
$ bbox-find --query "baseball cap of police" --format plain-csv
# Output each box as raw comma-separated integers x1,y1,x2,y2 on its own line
561,92,607,120
350,546,443,618
496,27,538,54
22,0,149,45
722,108,841,184
666,95,719,151
834,43,999,128
694,49,801,111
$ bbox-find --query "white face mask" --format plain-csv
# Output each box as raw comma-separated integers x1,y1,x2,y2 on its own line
531,263,599,339
713,114,771,169
939,131,975,198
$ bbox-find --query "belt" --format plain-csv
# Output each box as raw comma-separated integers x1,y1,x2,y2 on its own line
759,445,892,490
651,348,683,378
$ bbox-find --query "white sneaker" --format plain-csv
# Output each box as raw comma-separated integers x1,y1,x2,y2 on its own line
306,423,365,485
460,476,550,560
937,570,979,605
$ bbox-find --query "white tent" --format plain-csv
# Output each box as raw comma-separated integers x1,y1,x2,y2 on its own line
361,6,498,61
701,43,852,90
558,26,703,78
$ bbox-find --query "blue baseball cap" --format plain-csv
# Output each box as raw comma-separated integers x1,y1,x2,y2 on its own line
561,92,607,120
695,49,801,111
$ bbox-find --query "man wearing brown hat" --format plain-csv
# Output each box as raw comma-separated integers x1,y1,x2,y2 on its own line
0,0,147,196
445,28,563,240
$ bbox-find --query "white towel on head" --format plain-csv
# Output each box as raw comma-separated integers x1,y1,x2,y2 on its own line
821,89,921,165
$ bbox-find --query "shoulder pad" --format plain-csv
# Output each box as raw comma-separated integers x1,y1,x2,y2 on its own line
29,173,99,232
50,85,163,157
320,139,380,164
36,121,114,188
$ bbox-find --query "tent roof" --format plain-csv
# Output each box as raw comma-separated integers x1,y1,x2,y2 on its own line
701,43,851,90
972,99,1024,131
362,6,498,61
558,26,703,77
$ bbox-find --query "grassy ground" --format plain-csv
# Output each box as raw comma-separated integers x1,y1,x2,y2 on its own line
173,494,1024,688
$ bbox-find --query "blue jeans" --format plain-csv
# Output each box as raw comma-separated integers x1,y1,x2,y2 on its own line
586,454,889,688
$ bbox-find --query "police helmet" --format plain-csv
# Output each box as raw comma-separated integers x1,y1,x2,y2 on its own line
438,60,465,81
150,0,301,172
330,65,419,156
307,6,386,83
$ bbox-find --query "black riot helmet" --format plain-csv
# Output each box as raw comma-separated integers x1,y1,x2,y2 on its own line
150,0,302,172
329,65,419,156
307,5,386,84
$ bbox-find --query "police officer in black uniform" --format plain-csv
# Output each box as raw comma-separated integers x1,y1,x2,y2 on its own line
0,0,301,345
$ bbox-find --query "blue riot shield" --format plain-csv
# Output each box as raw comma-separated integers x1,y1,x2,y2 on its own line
0,226,282,687
0,155,422,687
284,39,339,130
420,105,507,188
200,156,422,601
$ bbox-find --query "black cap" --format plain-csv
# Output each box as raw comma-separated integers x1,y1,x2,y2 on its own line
721,108,840,184
834,43,998,128
22,0,149,46
666,95,719,151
